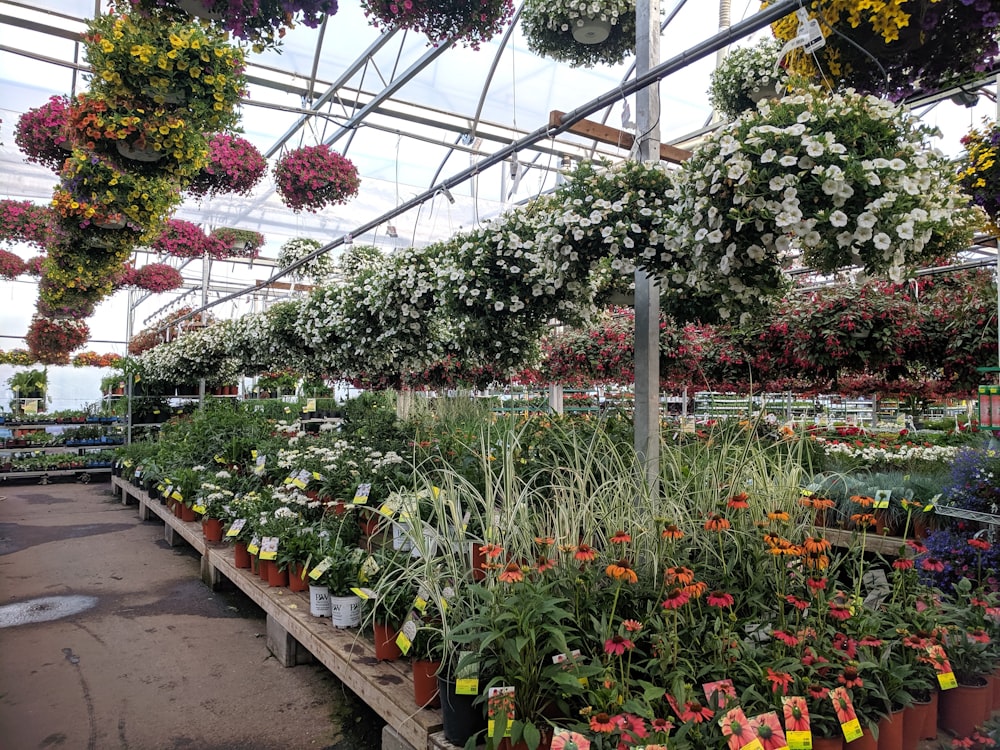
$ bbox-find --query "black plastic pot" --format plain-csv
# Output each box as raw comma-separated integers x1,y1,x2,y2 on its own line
437,676,486,747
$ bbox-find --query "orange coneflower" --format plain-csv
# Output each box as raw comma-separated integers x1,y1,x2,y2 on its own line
802,536,831,555
610,530,632,544
850,494,874,507
480,542,504,559
534,536,555,547
498,562,524,583
575,543,597,562
705,513,731,532
767,510,791,522
665,566,695,586
661,523,684,540
727,492,749,509
851,512,876,528
536,555,556,573
802,552,830,570
684,580,708,599
763,531,783,548
606,558,639,584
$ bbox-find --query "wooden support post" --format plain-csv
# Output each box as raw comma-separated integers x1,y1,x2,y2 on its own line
266,614,314,667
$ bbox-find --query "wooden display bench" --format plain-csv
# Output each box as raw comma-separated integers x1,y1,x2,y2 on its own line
823,527,910,557
112,476,455,750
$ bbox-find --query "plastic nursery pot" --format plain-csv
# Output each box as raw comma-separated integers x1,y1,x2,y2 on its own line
267,561,288,588
811,737,843,750
373,622,402,661
287,563,308,593
249,553,259,575
233,541,251,569
202,518,224,543
258,558,271,581
308,584,331,617
850,727,878,750
437,675,486,746
180,504,197,523
938,680,990,738
329,595,361,628
922,690,938,740
877,709,903,750
412,660,440,708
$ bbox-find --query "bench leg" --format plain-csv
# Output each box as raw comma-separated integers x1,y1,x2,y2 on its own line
265,614,313,667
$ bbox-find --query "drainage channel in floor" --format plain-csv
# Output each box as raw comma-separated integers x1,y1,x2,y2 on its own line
0,595,99,628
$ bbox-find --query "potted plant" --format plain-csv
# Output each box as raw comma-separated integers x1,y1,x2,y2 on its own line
959,119,1000,228
273,144,360,213
360,0,514,50
0,200,53,248
209,227,265,258
520,0,635,68
83,10,247,132
708,37,791,120
770,0,1000,100
7,368,48,416
187,133,267,199
365,547,417,661
151,219,220,259
14,95,73,171
0,250,26,280
126,0,338,52
276,237,334,283
131,263,184,293
25,317,89,367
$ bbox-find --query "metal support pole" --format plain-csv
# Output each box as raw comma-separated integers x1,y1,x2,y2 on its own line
198,250,210,404
125,288,134,445
634,0,661,494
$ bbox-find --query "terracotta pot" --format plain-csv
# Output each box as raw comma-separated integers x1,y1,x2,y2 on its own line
172,500,183,518
903,699,932,750
249,553,259,575
180,504,197,523
812,737,843,750
267,561,288,588
922,690,938,740
258,558,272,581
877,709,904,750
373,622,402,661
288,563,308,592
202,518,224,543
233,541,251,569
412,659,441,708
938,679,990,738
359,515,379,536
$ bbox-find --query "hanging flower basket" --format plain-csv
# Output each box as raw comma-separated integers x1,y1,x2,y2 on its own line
0,200,53,248
520,0,635,68
25,315,90,366
958,119,1000,228
187,133,267,199
276,237,333,282
770,0,1000,99
126,0,338,52
52,149,181,233
708,37,791,121
83,11,247,132
647,86,979,325
14,95,73,171
0,249,26,280
209,227,265,258
360,0,514,49
132,263,185,293
152,219,228,259
273,145,360,213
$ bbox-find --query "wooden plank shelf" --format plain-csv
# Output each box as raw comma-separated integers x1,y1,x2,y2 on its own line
823,527,909,556
112,476,448,750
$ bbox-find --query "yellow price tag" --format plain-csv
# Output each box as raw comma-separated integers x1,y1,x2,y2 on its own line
395,631,412,655
414,596,428,613
309,557,332,580
226,519,246,537
312,471,322,481
350,587,375,599
378,503,395,518
873,500,890,510
840,719,863,743
292,478,307,490
456,678,479,695
786,731,811,750
192,504,207,515
744,740,764,750
171,491,183,502
247,543,260,555
251,450,258,460
938,671,958,690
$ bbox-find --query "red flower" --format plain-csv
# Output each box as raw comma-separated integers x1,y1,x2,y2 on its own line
766,669,794,695
969,537,990,551
785,595,809,611
604,634,635,656
706,590,735,608
921,557,946,573
676,700,713,723
893,558,915,570
828,602,852,621
662,588,691,610
610,530,631,544
575,543,597,562
838,666,863,689
498,562,523,583
773,630,799,647
705,513,731,532
806,577,828,592
622,619,643,632
589,713,622,734
727,492,749,509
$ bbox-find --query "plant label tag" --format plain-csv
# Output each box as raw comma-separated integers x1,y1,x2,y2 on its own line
353,483,371,504
259,536,279,560
456,677,478,695
785,732,810,750
395,630,411,656
378,502,395,518
247,535,260,555
360,556,379,580
938,671,958,689
251,450,258,460
305,398,316,413
171,490,183,502
227,518,246,537
781,697,811,749
214,454,225,464
309,557,333,580
703,678,737,709
192,504,207,515
873,489,891,508
413,596,428,613
349,587,374,599
749,712,787,750
487,686,515,738
254,455,266,476
828,687,862,742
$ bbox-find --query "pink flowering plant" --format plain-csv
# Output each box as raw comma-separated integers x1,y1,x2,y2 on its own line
132,263,184,293
25,316,90,365
210,227,265,258
360,0,514,49
14,95,73,171
152,219,228,259
0,200,54,248
187,133,267,199
273,144,360,213
0,250,26,279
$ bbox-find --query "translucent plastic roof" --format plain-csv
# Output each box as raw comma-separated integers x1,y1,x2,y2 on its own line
1,0,997,353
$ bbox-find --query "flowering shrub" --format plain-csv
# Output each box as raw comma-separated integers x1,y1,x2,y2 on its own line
187,133,267,199
0,200,53,248
132,263,184,293
941,448,1000,516
520,0,634,67
708,37,789,120
958,119,1000,226
811,437,959,467
152,219,226,259
24,256,45,276
210,227,264,258
361,0,514,49
650,86,976,324
276,237,333,282
14,95,72,171
917,527,1000,594
0,249,26,279
25,315,90,365
770,0,1000,100
83,11,247,132
273,144,360,213
127,0,339,52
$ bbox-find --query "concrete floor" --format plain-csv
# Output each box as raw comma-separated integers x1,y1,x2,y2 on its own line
0,479,377,750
